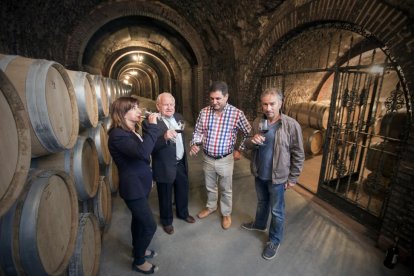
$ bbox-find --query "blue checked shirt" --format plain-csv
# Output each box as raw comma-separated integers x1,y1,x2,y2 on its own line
191,103,251,156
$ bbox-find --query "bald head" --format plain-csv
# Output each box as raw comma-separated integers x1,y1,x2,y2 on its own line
156,92,176,117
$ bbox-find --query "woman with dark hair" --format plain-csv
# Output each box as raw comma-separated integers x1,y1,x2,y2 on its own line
108,96,161,274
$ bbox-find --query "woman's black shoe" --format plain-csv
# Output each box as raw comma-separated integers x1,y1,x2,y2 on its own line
132,263,158,274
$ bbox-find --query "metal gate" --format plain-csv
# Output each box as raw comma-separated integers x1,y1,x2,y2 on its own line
318,61,409,227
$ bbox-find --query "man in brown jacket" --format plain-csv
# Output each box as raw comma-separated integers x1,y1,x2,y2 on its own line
241,87,304,260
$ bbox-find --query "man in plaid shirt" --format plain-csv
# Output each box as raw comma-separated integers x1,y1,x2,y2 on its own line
190,81,251,229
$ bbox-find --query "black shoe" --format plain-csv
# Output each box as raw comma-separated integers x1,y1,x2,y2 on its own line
241,221,267,232
163,225,174,235
262,242,280,260
132,263,159,274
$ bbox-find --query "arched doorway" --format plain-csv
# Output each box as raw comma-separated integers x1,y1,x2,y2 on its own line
259,24,412,228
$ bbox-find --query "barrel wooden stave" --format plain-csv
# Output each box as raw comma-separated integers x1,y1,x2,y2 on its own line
0,55,79,157
0,170,78,275
379,111,408,139
104,159,119,193
365,141,398,178
288,102,329,129
88,123,110,167
66,70,99,130
92,75,109,120
93,176,112,228
31,136,100,201
302,127,323,156
68,213,101,276
0,70,31,217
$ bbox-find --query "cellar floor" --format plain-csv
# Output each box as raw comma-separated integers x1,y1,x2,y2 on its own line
98,128,412,276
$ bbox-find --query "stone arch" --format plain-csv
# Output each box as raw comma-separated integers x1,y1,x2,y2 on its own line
243,0,414,119
65,1,208,69
65,1,209,119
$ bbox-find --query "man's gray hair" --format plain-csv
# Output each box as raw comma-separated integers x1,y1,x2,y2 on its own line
260,87,283,102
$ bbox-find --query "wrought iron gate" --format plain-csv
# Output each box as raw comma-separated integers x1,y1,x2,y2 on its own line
317,63,409,227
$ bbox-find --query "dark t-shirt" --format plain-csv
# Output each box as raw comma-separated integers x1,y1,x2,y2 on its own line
257,121,281,181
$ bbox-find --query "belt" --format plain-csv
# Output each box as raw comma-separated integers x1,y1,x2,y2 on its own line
203,150,232,160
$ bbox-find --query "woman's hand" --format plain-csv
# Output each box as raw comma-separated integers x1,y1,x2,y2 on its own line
148,113,159,124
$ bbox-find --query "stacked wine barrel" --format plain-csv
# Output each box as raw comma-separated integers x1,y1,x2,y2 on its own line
287,101,328,157
363,111,407,198
0,54,126,276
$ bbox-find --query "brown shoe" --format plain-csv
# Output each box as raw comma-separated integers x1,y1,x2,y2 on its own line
183,215,196,223
163,225,174,235
197,208,215,219
222,216,231,229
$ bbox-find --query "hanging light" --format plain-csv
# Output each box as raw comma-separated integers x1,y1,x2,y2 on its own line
132,54,144,63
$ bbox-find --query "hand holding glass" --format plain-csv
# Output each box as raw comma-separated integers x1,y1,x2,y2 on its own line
257,119,269,146
175,120,185,133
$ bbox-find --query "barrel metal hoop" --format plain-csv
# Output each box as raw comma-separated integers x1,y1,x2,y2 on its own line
19,176,49,275
0,55,17,71
73,136,90,201
26,60,62,153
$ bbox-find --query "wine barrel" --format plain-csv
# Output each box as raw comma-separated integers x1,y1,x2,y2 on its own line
93,176,112,228
365,141,398,178
288,102,329,129
103,77,116,105
302,127,323,156
102,159,119,193
88,123,110,167
31,136,100,201
66,70,99,130
379,111,408,139
0,54,79,157
91,75,109,120
134,96,157,111
0,170,78,275
362,172,390,197
68,213,101,276
102,116,112,132
0,70,31,217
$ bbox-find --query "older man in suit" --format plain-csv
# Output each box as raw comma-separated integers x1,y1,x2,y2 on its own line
143,92,195,235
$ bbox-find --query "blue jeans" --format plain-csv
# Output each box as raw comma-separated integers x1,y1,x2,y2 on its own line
253,177,285,244
125,198,157,266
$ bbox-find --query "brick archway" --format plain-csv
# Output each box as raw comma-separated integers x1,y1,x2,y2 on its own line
65,1,208,69
243,0,414,117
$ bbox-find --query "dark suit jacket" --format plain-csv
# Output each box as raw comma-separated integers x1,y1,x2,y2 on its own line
142,113,188,183
108,125,160,200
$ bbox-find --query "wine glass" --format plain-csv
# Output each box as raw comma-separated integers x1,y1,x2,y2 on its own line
175,120,185,133
140,107,151,119
258,118,269,146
